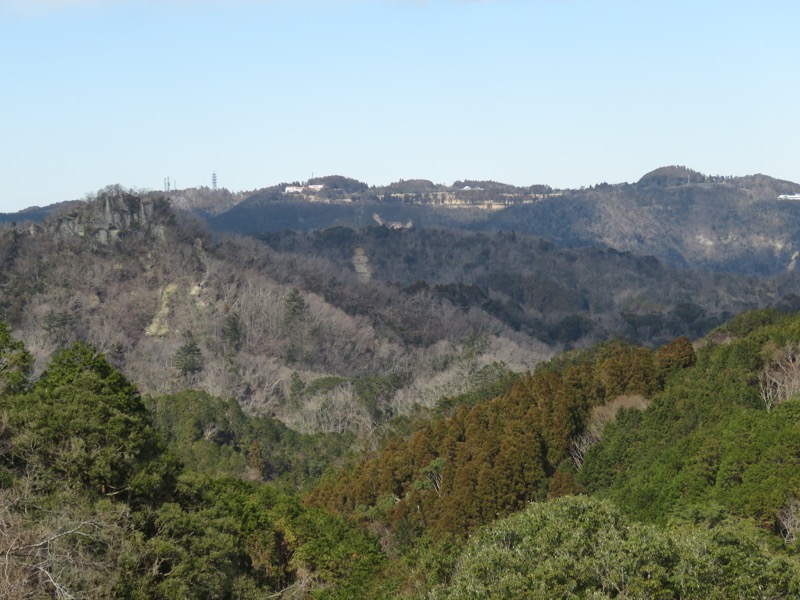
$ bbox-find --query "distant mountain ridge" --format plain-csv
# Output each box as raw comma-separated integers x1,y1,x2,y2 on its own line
5,166,800,274
206,167,800,274
3,184,800,441
482,170,800,274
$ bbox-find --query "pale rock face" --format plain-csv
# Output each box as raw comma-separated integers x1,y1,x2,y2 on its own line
788,252,800,273
372,212,413,230
146,283,178,337
34,192,173,243
696,234,714,247
352,246,372,283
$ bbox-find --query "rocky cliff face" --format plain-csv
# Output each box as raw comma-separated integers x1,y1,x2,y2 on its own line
32,189,175,243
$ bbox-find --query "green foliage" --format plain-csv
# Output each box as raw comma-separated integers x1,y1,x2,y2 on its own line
7,304,800,599
284,287,307,325
289,371,305,405
148,389,354,487
289,506,385,598
579,312,800,530
354,371,410,420
0,327,381,598
147,390,251,478
123,474,384,599
37,340,139,399
716,307,787,338
654,335,696,380
434,496,800,600
432,363,517,417
221,311,243,355
42,308,76,345
173,337,204,377
305,375,349,397
309,341,672,540
0,320,32,394
6,342,173,504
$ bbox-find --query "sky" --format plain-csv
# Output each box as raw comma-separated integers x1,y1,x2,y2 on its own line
1,0,798,211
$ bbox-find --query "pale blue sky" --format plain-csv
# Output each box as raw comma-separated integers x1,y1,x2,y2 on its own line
1,0,798,211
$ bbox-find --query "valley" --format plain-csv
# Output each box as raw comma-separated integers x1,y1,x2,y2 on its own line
2,167,800,597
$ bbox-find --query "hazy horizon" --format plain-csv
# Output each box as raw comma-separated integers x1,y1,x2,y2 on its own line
2,0,798,212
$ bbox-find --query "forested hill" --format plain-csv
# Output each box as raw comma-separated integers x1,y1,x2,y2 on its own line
206,166,800,274
6,166,800,274
2,188,800,441
5,175,800,597
479,169,800,274
307,309,800,598
6,310,800,596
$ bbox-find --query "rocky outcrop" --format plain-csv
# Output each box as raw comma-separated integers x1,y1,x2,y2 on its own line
352,246,372,283
145,283,178,337
33,189,175,243
372,212,413,230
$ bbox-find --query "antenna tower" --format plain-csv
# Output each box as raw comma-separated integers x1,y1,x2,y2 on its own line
212,171,218,190
164,177,171,193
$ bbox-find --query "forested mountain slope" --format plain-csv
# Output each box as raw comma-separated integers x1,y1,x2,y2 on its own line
5,176,800,598
0,190,551,435
309,338,694,539
0,329,384,598
4,301,800,596
2,188,799,441
257,226,800,346
578,309,800,528
480,169,800,274
307,310,800,598
206,166,800,275
6,166,800,274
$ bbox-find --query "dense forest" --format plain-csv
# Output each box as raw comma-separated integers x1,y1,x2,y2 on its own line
201,167,800,275
5,310,800,597
4,186,800,597
9,166,792,273
2,189,799,424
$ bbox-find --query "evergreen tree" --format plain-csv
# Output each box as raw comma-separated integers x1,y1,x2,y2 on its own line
0,320,32,394
284,287,307,325
222,312,243,354
174,337,204,377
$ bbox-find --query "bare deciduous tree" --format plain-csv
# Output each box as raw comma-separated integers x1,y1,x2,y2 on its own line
0,478,128,599
778,498,800,543
759,342,800,412
569,430,601,470
570,394,649,469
